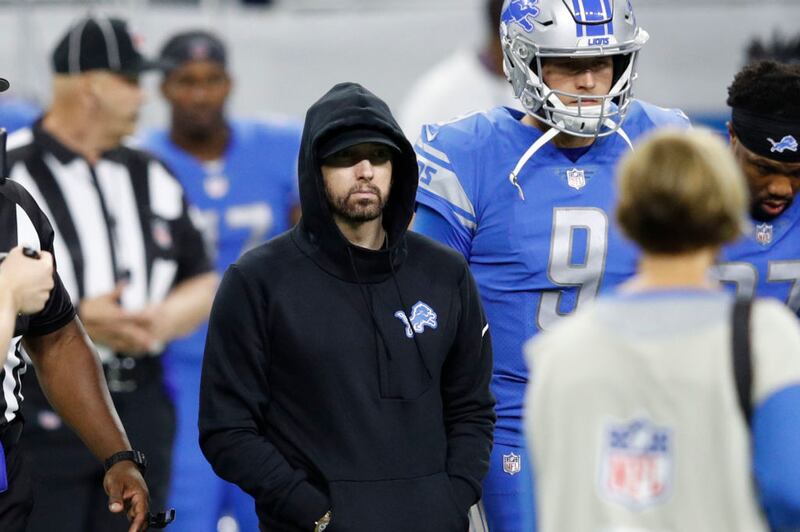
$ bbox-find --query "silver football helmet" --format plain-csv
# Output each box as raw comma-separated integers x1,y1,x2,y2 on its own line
500,0,649,137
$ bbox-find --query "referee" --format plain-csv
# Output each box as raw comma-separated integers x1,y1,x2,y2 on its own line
0,76,149,531
7,16,217,531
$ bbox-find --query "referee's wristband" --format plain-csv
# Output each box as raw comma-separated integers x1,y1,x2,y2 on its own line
104,450,147,474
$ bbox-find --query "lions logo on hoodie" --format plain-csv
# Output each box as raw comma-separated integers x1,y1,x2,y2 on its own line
394,301,438,338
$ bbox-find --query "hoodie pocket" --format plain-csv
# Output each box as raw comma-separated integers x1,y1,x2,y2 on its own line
327,472,468,532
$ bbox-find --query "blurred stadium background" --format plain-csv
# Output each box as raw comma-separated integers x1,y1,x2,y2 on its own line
0,0,796,134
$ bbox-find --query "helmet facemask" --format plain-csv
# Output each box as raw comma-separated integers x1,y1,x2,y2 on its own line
501,0,648,138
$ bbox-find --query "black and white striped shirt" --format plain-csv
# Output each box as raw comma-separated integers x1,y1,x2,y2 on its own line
0,178,74,428
7,120,211,364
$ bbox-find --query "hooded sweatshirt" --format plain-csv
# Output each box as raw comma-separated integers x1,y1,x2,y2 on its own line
199,82,495,532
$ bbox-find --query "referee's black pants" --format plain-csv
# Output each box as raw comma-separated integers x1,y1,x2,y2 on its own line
0,421,34,531
21,356,176,532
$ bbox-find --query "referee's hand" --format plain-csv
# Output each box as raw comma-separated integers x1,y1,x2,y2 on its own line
0,246,54,314
79,282,156,354
104,460,150,531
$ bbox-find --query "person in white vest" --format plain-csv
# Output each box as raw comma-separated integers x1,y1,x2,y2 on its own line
524,128,800,532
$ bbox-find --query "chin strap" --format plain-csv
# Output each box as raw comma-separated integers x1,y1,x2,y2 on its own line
611,121,634,150
508,126,560,201
508,121,633,201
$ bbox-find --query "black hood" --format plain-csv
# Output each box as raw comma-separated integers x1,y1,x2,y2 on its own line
293,82,418,283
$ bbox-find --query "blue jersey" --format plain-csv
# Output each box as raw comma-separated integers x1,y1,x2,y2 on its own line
414,102,689,446
142,119,301,359
716,200,800,313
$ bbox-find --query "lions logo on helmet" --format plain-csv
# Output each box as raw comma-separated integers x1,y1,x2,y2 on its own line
500,0,649,137
504,0,540,32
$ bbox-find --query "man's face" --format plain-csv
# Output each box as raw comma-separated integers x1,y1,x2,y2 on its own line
730,127,800,222
540,56,614,106
321,142,393,224
161,59,231,135
89,71,144,143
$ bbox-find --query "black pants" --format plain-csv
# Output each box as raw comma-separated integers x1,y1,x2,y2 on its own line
21,357,176,532
0,441,34,531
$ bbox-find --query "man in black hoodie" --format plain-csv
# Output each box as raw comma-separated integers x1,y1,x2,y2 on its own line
199,82,496,532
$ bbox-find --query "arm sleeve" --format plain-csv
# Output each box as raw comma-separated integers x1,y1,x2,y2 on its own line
26,274,75,336
753,385,800,529
413,131,477,253
751,300,800,529
199,265,329,527
17,186,74,336
412,204,471,260
441,264,496,511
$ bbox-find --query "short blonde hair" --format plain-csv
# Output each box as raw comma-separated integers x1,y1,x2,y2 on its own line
616,128,748,254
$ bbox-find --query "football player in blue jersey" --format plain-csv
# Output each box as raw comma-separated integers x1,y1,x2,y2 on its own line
412,1,688,530
713,61,800,311
141,30,301,532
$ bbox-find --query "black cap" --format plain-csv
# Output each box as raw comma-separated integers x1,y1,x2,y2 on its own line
158,30,227,75
52,16,158,75
319,128,400,160
0,78,8,92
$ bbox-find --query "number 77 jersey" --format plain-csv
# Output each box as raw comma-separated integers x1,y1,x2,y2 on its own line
413,103,689,446
714,200,800,313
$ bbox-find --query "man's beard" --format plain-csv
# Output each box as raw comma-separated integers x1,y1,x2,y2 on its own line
325,182,388,223
175,109,225,141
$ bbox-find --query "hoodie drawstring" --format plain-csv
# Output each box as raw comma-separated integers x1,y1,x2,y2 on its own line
346,246,392,360
389,251,433,379
345,245,434,383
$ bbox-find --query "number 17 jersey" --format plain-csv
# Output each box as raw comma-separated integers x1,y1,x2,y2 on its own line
413,103,689,446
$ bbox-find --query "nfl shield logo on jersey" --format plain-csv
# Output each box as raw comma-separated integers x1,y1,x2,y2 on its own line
755,223,773,246
204,173,230,199
503,452,521,475
566,168,586,190
599,418,672,510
